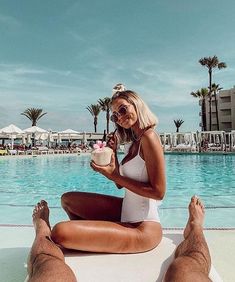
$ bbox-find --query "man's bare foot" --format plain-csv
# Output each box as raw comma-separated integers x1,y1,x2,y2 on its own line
183,195,205,239
33,200,51,235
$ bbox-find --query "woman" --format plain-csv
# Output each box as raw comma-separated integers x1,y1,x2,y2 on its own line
51,87,166,254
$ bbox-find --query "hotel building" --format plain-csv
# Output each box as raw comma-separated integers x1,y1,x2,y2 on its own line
199,86,235,132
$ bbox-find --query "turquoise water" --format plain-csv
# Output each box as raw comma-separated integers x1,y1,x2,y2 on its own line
1,154,235,228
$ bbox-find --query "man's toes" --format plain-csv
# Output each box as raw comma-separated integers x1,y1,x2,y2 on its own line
40,200,47,206
33,205,39,213
196,198,202,205
198,200,205,210
191,195,198,203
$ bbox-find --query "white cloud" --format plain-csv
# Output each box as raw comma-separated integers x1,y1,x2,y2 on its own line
0,63,75,90
0,14,21,28
0,55,233,132
92,59,206,108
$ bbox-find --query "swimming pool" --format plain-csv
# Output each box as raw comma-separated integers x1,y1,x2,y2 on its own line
1,153,235,228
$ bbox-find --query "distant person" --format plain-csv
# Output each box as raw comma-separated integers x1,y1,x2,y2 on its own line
88,140,95,148
51,85,166,253
27,196,211,281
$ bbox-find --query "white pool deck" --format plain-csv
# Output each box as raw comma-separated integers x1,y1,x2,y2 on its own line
0,226,234,282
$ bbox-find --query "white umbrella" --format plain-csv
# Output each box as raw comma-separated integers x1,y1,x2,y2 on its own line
215,134,220,144
59,129,80,142
24,126,48,134
58,134,62,143
0,124,24,135
172,134,177,146
163,133,166,146
24,126,48,147
22,135,26,145
27,135,32,144
47,132,54,148
59,129,79,134
83,132,87,144
36,133,48,141
48,132,54,142
0,124,24,149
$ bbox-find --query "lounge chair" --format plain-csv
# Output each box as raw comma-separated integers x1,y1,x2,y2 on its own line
8,149,17,155
37,147,49,154
0,149,8,156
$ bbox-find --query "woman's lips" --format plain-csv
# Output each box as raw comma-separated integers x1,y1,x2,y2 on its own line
119,115,131,127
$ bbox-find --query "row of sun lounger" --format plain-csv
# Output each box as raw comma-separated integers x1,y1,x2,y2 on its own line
162,143,235,152
0,147,86,156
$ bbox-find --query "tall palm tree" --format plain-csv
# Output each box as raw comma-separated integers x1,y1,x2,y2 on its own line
191,88,209,131
211,83,223,131
86,104,101,133
98,97,111,134
199,55,226,130
174,119,184,132
21,108,47,126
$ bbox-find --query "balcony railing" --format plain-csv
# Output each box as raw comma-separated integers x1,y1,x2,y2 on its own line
220,115,231,123
220,102,231,110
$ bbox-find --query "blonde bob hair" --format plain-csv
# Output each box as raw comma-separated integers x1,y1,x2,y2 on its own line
111,90,158,143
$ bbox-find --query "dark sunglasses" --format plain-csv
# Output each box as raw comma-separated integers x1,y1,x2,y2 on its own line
110,105,130,123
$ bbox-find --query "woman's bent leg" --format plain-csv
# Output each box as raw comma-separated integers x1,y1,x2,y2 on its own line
51,221,162,254
61,191,123,221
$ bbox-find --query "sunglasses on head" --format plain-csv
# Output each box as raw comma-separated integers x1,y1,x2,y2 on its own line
110,105,130,123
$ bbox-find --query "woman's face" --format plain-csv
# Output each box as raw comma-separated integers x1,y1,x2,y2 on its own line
111,98,138,129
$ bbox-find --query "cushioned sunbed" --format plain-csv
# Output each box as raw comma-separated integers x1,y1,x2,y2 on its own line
63,232,222,282
18,230,222,282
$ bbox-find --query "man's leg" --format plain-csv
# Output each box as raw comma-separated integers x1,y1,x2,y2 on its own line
27,200,76,282
164,196,211,282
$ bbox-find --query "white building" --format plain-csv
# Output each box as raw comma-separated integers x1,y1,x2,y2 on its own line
199,86,235,132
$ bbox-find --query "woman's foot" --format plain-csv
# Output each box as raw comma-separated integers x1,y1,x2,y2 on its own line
183,195,205,239
33,200,51,236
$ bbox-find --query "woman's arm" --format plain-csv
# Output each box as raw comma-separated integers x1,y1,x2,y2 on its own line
92,130,166,200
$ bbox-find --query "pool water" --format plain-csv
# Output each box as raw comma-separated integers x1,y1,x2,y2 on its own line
1,154,235,228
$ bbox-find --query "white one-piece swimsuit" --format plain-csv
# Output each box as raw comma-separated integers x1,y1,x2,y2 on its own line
119,143,161,223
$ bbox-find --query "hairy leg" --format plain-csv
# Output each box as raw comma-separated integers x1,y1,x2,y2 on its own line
164,196,211,282
28,201,76,282
61,191,123,221
51,220,162,254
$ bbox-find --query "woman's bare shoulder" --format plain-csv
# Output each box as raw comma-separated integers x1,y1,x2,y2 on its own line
142,128,159,143
141,129,162,154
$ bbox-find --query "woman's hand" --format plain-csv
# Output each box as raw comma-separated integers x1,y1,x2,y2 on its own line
90,153,119,180
107,131,118,152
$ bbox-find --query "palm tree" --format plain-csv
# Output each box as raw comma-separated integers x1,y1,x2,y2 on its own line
21,108,47,126
211,83,223,130
86,104,101,133
199,55,226,131
191,88,209,131
174,119,184,132
98,97,111,134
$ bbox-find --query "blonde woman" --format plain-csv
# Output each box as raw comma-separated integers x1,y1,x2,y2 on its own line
51,86,166,254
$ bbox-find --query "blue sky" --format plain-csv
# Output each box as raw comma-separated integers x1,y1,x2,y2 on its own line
0,0,235,133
